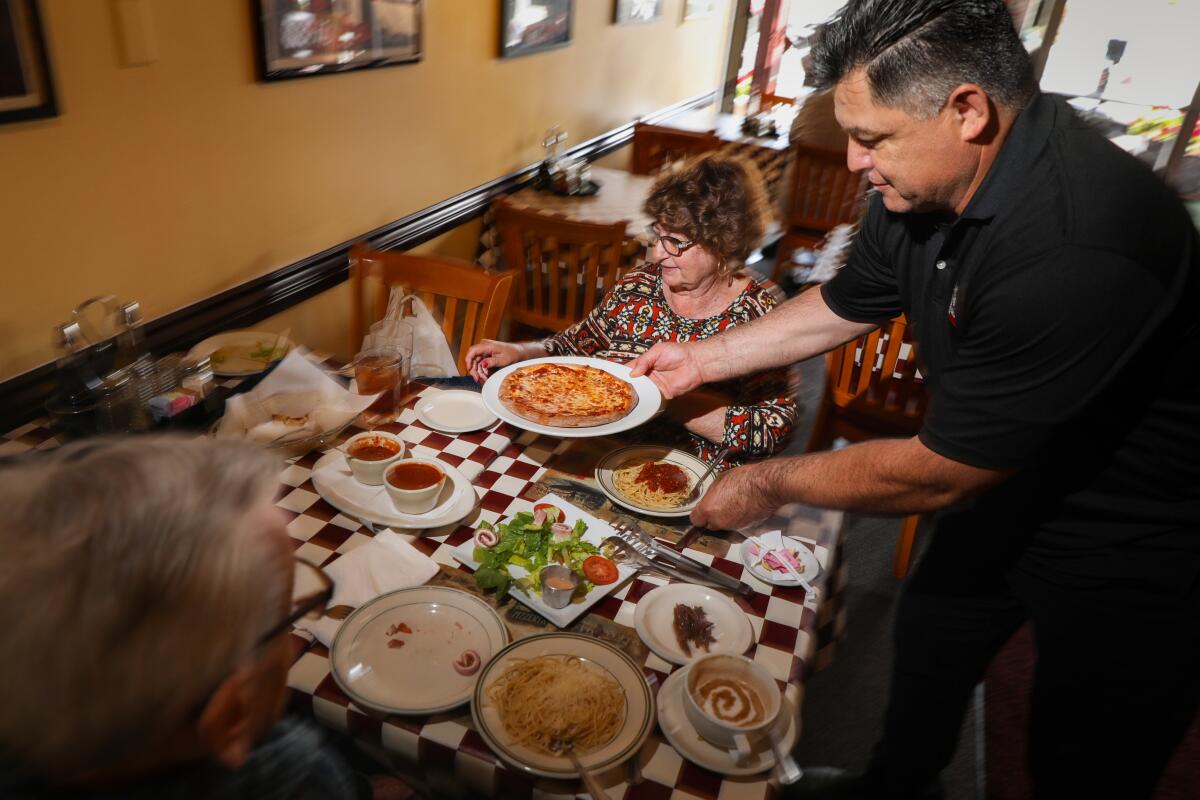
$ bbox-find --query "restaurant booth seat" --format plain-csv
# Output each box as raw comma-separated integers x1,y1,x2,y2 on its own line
775,144,869,283
349,243,514,375
630,122,722,175
493,199,628,334
808,314,928,578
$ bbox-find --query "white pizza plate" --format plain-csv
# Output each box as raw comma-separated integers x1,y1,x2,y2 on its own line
450,492,635,628
416,389,498,433
633,583,753,666
657,666,798,776
310,451,476,530
186,329,294,377
331,586,509,715
741,532,822,587
595,445,716,518
471,632,655,779
480,356,663,438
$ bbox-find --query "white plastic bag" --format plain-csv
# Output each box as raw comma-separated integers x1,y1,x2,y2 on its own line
400,294,459,377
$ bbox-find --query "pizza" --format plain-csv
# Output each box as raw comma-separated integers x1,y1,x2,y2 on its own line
499,363,637,427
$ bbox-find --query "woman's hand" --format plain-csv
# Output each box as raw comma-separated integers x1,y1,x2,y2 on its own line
628,342,706,398
466,339,526,383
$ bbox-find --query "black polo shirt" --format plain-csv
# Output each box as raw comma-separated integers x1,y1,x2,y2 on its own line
822,92,1200,586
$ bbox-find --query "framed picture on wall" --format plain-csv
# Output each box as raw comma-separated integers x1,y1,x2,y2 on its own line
0,0,58,125
682,0,716,21
254,0,422,82
500,0,572,59
614,0,662,25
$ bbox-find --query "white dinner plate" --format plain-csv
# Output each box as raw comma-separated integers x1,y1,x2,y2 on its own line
741,533,822,587
471,633,655,779
595,445,715,518
331,586,509,715
657,666,797,776
633,583,753,665
451,493,635,627
187,330,294,377
416,389,497,433
310,451,476,529
480,356,663,438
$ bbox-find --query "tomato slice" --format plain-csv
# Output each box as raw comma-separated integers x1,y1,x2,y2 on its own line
533,503,563,523
582,555,619,585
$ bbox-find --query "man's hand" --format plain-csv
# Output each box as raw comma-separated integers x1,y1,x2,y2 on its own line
628,342,706,399
691,461,779,530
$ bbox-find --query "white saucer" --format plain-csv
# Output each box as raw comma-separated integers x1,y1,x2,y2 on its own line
657,667,798,776
741,534,822,587
310,451,476,529
416,389,497,433
634,583,753,665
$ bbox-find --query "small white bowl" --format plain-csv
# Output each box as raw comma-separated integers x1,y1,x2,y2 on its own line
343,431,406,485
383,458,447,514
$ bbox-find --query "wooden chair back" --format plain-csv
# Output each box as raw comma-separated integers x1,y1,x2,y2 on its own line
349,243,514,375
760,92,795,110
786,144,868,234
631,122,722,175
493,200,628,333
808,315,927,451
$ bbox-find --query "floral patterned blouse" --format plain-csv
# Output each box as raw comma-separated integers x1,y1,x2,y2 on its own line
543,266,797,465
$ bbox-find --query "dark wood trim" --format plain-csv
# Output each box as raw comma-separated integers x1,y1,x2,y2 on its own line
0,91,716,432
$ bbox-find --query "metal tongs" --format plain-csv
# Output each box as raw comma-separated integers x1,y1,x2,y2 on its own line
608,524,754,598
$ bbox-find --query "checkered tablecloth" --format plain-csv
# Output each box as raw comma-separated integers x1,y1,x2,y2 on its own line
278,387,847,800
2,378,845,800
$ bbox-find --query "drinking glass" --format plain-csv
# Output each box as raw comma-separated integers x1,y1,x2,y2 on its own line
354,349,405,427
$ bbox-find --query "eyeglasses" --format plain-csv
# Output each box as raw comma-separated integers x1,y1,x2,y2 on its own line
253,557,334,648
647,226,698,257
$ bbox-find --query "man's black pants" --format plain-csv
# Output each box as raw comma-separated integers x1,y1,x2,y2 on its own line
861,513,1200,799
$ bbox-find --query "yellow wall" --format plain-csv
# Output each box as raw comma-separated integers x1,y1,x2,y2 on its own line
0,0,731,380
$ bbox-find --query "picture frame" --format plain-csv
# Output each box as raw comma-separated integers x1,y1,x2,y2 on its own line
500,0,572,59
0,0,58,125
682,0,716,22
254,0,422,82
614,0,662,25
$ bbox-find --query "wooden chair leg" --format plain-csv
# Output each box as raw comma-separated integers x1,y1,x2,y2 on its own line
893,514,920,579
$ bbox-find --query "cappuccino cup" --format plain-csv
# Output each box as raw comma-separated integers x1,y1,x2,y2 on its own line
683,653,782,764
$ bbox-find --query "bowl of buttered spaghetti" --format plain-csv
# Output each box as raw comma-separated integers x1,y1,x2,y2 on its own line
595,445,716,517
470,632,655,778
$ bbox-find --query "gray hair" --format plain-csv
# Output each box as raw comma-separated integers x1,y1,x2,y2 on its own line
0,435,287,777
809,0,1035,119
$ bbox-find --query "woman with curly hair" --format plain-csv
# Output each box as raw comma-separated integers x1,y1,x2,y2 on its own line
466,153,796,466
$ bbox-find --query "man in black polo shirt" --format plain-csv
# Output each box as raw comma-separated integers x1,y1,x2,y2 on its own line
631,0,1199,797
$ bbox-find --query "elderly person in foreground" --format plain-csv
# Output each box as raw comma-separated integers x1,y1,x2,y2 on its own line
0,437,388,799
467,153,796,466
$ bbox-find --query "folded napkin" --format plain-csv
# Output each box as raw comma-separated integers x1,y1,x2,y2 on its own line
295,531,439,648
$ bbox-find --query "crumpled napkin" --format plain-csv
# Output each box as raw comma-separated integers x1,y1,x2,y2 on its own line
295,531,439,648
216,351,378,444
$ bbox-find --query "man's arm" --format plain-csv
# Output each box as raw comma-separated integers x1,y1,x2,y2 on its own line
691,436,1010,530
630,287,879,398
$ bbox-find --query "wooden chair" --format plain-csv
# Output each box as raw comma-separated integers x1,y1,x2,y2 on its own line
493,200,628,334
631,122,722,175
807,315,929,578
760,92,796,110
775,144,869,281
349,243,514,375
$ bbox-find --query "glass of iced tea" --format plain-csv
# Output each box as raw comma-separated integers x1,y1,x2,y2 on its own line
354,349,405,427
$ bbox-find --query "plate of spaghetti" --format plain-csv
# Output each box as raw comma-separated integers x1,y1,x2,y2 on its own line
595,445,716,517
471,632,655,778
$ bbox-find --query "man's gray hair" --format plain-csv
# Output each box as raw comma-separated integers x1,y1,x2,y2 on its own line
809,0,1036,119
0,436,286,777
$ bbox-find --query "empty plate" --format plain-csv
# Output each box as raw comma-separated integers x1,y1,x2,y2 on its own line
416,389,497,433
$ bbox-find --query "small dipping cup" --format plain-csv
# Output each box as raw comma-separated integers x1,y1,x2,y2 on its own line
539,565,580,609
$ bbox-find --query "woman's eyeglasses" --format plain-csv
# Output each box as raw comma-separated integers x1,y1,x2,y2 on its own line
253,557,334,648
646,226,697,257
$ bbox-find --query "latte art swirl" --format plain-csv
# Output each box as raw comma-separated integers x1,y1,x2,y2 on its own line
696,677,766,727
